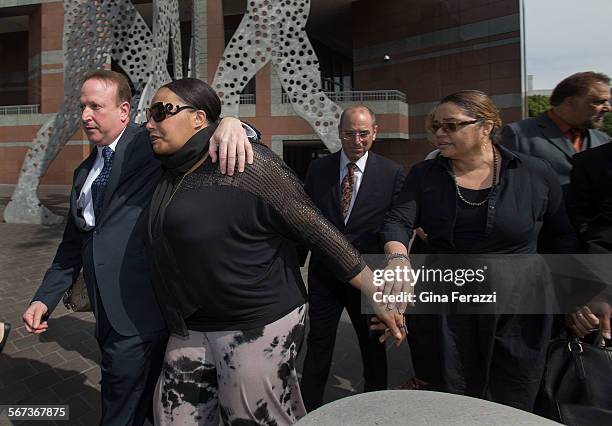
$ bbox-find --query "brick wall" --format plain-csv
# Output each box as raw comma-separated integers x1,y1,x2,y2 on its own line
352,0,523,169
0,31,29,105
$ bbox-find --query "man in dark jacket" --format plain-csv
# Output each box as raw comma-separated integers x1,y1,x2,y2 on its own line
565,143,612,341
22,70,253,425
501,71,610,189
300,105,405,411
501,71,610,253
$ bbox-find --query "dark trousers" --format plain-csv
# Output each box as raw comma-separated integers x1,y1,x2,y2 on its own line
96,292,168,426
301,274,387,412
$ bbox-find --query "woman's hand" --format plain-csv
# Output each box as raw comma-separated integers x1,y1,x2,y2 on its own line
381,255,415,314
566,299,611,339
350,267,406,346
209,117,254,175
369,314,407,347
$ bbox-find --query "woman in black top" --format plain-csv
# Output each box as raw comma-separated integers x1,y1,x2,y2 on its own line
144,78,404,425
378,90,577,411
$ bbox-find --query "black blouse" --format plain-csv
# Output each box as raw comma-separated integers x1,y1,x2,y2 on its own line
151,142,366,335
453,187,489,251
381,145,578,254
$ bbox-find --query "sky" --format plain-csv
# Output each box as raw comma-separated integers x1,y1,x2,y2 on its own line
524,0,611,90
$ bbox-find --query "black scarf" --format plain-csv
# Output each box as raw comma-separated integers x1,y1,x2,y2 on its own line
145,124,218,336
148,124,217,241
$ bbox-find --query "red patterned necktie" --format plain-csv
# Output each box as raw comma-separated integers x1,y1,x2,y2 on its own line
568,128,584,152
341,162,356,219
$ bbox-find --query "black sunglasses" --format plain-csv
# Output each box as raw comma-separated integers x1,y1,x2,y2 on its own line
429,119,481,133
146,102,197,123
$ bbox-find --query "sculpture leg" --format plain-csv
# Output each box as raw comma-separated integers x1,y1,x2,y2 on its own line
4,119,65,224
211,0,342,151
4,0,115,224
4,0,160,223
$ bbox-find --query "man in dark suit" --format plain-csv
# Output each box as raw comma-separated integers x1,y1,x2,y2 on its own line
300,105,405,411
565,142,612,342
501,71,610,189
567,142,612,252
22,70,253,425
501,72,610,253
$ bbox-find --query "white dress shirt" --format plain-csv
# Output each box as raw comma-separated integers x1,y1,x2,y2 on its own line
339,149,369,224
77,128,125,228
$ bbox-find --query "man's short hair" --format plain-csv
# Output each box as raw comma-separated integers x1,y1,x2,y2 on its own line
550,71,611,106
339,105,377,128
83,70,132,104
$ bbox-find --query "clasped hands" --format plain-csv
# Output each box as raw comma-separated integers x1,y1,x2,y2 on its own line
367,255,415,346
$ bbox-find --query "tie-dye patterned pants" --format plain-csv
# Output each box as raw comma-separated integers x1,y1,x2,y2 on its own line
154,304,307,425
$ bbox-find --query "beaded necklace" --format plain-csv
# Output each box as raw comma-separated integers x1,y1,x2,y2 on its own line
452,143,498,207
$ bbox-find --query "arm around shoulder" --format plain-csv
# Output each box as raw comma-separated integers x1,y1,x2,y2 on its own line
209,117,257,175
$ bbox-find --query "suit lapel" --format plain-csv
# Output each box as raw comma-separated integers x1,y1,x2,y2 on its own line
536,113,575,159
326,151,344,227
71,149,97,230
74,150,96,196
97,125,137,226
347,153,376,226
587,129,611,148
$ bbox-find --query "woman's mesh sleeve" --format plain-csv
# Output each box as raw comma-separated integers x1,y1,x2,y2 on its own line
196,144,366,282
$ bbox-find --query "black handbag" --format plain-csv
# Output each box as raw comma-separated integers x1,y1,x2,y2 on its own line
537,336,612,425
62,273,91,312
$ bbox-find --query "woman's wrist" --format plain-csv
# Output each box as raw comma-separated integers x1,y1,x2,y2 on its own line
385,252,409,262
351,267,376,297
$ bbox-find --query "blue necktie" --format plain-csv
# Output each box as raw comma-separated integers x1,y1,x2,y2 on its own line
91,146,114,221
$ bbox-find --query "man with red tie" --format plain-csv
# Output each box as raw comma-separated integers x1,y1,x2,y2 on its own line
299,105,405,411
501,72,610,253
501,71,611,191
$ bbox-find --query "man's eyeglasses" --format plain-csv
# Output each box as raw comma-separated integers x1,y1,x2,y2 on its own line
340,130,371,141
429,119,481,133
146,102,197,123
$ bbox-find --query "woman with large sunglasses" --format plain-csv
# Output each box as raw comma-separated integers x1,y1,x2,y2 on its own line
143,78,404,425
376,90,578,411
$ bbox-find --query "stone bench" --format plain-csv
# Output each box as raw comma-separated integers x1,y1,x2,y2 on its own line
296,390,559,425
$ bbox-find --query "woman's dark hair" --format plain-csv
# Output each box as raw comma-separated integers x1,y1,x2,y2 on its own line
161,78,221,123
438,90,502,142
549,72,610,106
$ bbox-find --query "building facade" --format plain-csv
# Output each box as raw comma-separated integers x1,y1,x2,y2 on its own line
0,0,524,184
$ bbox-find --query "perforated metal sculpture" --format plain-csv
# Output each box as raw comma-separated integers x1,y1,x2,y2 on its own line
4,0,181,224
213,0,342,151
4,0,341,224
